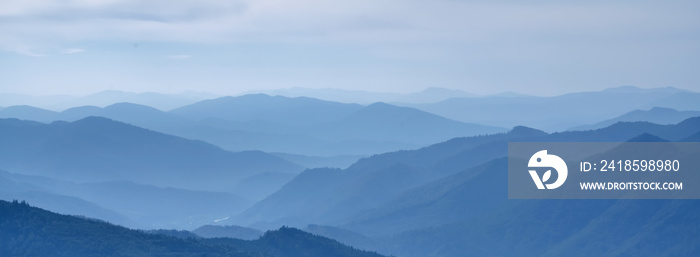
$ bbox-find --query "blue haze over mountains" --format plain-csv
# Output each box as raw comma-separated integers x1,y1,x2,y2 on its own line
0,93,507,157
0,86,699,256
402,86,700,132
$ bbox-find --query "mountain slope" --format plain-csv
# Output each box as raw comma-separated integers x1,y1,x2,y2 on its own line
344,118,700,236
0,117,303,191
570,107,700,131
345,158,508,236
0,200,247,257
252,87,475,104
308,102,505,145
62,90,213,111
170,94,363,127
0,170,134,227
236,117,700,247
0,105,58,123
548,117,700,142
404,86,700,132
192,225,263,240
379,198,700,257
0,96,505,156
1,170,251,229
0,200,387,257
235,126,544,229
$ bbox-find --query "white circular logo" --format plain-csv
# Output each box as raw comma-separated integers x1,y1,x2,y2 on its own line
528,150,568,189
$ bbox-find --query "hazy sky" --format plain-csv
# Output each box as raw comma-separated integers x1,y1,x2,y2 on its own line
1,0,699,96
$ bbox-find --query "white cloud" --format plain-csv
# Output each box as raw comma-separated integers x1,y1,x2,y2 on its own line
167,54,192,59
1,0,699,96
59,48,85,54
1,0,697,47
6,46,47,57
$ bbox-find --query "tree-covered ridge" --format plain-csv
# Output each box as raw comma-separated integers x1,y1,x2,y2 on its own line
210,226,387,257
0,200,386,257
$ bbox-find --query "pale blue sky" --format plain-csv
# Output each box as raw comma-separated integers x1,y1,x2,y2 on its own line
1,0,699,96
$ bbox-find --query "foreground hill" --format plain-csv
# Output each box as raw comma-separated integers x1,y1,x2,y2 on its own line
0,200,386,257
0,117,303,191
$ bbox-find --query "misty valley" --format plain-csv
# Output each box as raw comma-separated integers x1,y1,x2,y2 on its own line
1,87,700,257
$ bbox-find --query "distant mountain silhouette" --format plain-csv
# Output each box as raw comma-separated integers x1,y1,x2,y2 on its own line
249,87,402,104
0,90,213,111
0,200,387,257
345,159,508,236
0,170,133,227
231,172,297,201
60,105,103,120
250,87,475,104
0,93,74,111
0,102,190,130
626,133,669,142
0,117,303,191
601,85,690,94
402,86,700,132
570,107,700,131
170,94,363,127
272,153,363,169
0,94,505,156
547,117,700,142
683,131,700,142
69,90,214,111
133,94,504,156
0,105,58,122
0,170,250,229
308,102,505,146
394,87,477,103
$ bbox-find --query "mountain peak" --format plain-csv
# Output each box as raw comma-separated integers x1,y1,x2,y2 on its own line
104,102,164,112
0,105,57,123
352,102,445,121
364,102,395,109
647,107,677,112
67,116,138,132
172,94,363,127
602,86,689,94
418,87,468,95
106,102,155,108
509,126,547,137
626,133,669,142
489,91,531,98
233,93,274,100
72,115,118,124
